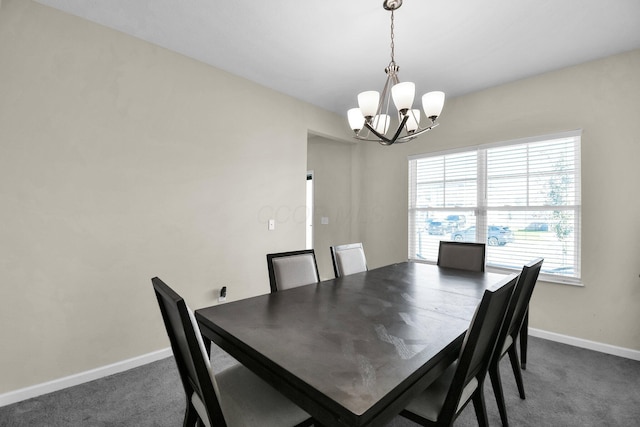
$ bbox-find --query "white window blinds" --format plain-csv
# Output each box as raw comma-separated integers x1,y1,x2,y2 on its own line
408,131,581,283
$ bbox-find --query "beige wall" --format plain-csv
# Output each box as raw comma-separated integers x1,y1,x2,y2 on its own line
356,49,640,351
307,136,360,280
0,0,350,393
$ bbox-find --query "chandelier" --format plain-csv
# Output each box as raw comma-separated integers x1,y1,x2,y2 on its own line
347,0,445,146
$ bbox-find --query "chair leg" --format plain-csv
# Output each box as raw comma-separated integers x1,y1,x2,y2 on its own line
520,312,529,370
489,361,510,427
507,345,526,399
472,388,489,427
183,400,198,427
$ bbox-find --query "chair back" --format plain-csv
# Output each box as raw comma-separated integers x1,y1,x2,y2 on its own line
151,277,226,426
330,242,368,277
437,241,486,272
495,258,544,355
267,249,320,293
440,273,518,420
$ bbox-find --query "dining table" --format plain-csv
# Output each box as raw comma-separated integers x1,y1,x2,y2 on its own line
195,261,511,427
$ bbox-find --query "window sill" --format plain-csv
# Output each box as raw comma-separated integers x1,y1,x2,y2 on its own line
487,265,584,287
410,258,584,287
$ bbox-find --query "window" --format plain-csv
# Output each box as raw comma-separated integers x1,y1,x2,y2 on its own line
408,131,581,284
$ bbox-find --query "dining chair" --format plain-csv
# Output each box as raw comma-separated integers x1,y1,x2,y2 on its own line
151,277,313,427
400,273,518,427
489,258,544,427
266,249,320,293
437,241,486,272
330,242,368,277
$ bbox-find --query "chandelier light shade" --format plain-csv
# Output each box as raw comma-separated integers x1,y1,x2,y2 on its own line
423,91,446,120
347,0,445,146
358,91,380,117
391,82,415,113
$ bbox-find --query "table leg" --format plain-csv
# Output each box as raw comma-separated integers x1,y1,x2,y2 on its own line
201,334,212,358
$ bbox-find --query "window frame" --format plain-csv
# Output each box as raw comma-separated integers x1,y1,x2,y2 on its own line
408,130,582,286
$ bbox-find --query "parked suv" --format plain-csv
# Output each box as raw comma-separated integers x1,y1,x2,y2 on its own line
524,222,548,232
428,221,453,235
445,215,466,230
451,225,514,246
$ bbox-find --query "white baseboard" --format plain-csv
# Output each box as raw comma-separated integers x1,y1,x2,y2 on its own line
529,328,640,361
3,329,639,408
0,347,172,408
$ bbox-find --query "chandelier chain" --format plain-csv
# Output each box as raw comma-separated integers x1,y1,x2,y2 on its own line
389,10,395,66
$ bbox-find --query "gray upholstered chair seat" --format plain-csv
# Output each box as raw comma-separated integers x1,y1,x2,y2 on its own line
403,362,478,423
267,250,320,292
272,254,319,290
192,364,311,427
437,241,486,272
330,243,368,277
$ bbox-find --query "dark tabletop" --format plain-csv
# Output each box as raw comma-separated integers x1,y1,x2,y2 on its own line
196,262,508,426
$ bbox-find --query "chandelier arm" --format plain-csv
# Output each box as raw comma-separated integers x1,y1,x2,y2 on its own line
388,114,410,144
378,74,394,117
394,122,439,143
362,114,411,146
363,122,393,144
356,120,439,144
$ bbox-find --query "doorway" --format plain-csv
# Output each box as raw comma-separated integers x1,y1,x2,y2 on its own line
306,171,313,249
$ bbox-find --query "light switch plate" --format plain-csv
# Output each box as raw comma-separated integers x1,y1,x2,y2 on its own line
268,219,275,230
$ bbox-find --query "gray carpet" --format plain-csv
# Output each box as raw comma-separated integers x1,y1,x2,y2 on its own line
1,336,639,426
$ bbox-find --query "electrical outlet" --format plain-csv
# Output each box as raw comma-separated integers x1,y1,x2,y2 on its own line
218,286,227,303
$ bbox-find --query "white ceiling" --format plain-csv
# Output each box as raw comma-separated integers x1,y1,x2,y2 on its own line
35,0,640,116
